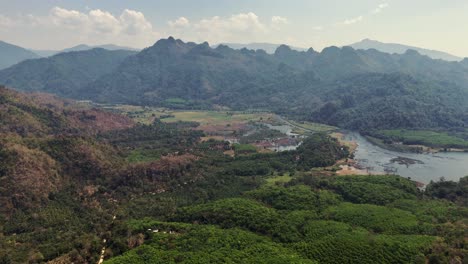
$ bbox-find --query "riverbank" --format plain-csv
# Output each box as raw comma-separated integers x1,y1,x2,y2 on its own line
365,135,468,154
365,129,468,154
337,132,468,184
331,132,358,153
331,133,379,176
336,164,383,176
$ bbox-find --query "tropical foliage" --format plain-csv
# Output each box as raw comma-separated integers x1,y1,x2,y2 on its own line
0,87,466,264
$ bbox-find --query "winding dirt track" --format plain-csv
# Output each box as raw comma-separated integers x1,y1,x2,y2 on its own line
97,215,116,264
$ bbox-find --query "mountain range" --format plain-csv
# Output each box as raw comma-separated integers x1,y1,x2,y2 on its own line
0,41,40,70
1,37,468,131
217,42,308,54
218,39,462,61
2,38,462,71
0,48,136,97
0,40,139,69
349,38,462,61
1,40,467,263
33,44,140,57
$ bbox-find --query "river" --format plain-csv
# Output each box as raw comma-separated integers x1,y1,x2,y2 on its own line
345,132,468,184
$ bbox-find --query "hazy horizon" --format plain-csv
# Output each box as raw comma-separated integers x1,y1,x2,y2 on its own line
1,0,467,57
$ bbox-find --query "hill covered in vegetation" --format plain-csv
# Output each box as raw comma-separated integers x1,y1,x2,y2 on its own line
0,49,136,98
2,38,468,132
0,40,40,70
349,38,462,61
0,87,466,263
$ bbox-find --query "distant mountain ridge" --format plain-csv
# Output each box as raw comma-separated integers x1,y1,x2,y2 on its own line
2,37,468,131
349,39,462,61
0,40,40,70
0,48,136,97
81,38,468,130
217,42,308,54
33,44,139,57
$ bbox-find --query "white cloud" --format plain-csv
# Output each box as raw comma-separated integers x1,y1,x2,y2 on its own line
313,26,324,31
196,12,265,33
227,12,266,32
343,16,363,25
0,7,159,48
120,9,153,35
372,3,389,14
272,16,288,24
0,15,12,28
271,16,288,30
188,12,269,43
168,12,291,44
168,17,190,28
339,3,388,27
50,7,88,28
48,7,153,36
0,9,296,50
88,9,121,34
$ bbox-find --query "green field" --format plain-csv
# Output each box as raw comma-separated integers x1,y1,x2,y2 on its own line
161,111,274,125
265,174,294,186
233,143,257,154
378,129,468,149
101,104,169,124
289,120,337,134
105,105,276,126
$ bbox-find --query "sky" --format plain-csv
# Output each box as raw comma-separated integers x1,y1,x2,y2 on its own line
0,0,467,57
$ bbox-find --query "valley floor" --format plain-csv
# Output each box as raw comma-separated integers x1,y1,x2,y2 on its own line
1,93,466,263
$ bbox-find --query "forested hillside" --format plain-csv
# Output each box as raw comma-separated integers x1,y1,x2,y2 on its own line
308,73,468,130
0,49,136,97
349,38,462,61
0,87,466,263
2,38,468,132
0,41,40,70
3,0,468,263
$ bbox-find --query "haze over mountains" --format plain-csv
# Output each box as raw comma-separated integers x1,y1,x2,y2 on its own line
217,42,308,54
0,48,136,96
1,38,463,70
0,41,40,70
33,44,140,57
216,39,462,61
1,18,468,264
349,39,462,61
1,37,468,131
3,0,468,263
0,40,139,69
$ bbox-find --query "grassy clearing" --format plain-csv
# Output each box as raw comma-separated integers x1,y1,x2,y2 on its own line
232,143,257,154
105,104,275,126
378,129,468,149
289,120,337,134
126,149,165,163
365,136,423,153
162,111,274,125
265,174,293,186
102,104,170,124
330,132,358,153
